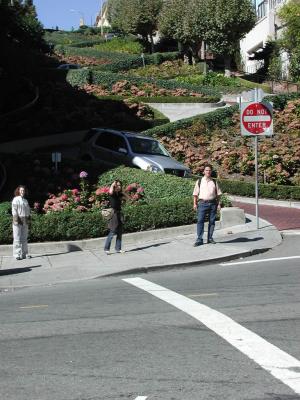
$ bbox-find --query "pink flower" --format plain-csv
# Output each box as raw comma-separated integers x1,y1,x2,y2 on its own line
75,196,81,203
72,188,79,195
79,171,88,179
137,187,144,193
95,186,109,196
61,194,68,201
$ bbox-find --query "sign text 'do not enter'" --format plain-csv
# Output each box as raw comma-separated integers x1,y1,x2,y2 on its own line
241,102,272,135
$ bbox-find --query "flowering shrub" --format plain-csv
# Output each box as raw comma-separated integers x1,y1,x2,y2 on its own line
82,80,206,99
125,183,145,202
42,181,145,213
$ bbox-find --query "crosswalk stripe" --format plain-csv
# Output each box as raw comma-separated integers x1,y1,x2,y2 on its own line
124,277,300,395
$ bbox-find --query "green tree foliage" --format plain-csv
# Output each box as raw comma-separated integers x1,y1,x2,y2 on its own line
159,0,255,74
159,0,206,56
278,0,300,81
107,0,163,52
0,0,47,75
204,0,256,76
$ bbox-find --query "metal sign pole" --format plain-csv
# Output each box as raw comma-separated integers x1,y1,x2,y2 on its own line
254,135,259,229
254,88,259,229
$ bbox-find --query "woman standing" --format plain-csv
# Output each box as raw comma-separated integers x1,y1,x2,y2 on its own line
104,180,127,254
12,185,31,260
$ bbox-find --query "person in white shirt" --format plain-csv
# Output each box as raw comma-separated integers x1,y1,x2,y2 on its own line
12,185,31,260
192,164,222,246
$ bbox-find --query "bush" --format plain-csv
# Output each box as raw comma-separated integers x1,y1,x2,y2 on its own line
142,105,239,138
93,37,144,54
66,69,221,99
265,93,300,110
219,179,300,200
98,167,194,198
0,168,197,244
55,44,180,72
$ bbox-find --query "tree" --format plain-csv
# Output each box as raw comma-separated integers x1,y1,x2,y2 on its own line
0,1,48,77
107,0,163,52
203,0,256,76
159,0,206,60
278,0,300,81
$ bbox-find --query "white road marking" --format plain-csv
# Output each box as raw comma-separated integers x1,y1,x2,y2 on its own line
134,397,147,400
220,255,300,266
124,277,300,395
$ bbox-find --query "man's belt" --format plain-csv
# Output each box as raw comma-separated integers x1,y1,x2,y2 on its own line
199,199,216,203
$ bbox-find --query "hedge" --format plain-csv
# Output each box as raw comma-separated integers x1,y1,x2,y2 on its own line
265,93,300,110
67,69,221,98
94,94,220,103
0,197,198,244
142,104,239,138
55,45,180,72
142,92,300,139
219,180,300,200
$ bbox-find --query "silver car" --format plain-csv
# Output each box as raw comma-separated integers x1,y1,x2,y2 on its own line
80,128,191,177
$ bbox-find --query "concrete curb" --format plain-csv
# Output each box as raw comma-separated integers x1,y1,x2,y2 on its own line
99,247,271,279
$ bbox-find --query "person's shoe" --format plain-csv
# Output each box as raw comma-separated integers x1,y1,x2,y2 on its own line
116,250,125,253
104,250,111,255
193,241,203,247
15,257,22,261
25,255,32,259
208,239,216,244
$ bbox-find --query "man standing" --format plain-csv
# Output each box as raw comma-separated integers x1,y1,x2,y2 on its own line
193,164,222,246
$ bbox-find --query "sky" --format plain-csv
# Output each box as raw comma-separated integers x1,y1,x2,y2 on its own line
34,0,102,31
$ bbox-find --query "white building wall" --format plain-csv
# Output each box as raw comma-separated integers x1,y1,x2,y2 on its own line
240,0,288,74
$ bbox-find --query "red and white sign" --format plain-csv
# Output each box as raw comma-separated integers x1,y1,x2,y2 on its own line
241,101,273,136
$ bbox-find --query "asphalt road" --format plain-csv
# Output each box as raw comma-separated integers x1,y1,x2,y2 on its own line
0,236,299,400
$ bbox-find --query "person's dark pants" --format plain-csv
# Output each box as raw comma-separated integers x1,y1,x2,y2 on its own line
196,201,217,244
104,225,122,251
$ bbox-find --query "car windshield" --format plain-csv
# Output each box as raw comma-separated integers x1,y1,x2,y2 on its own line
127,137,169,156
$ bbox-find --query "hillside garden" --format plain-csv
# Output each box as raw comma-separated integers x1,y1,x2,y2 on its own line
1,2,300,246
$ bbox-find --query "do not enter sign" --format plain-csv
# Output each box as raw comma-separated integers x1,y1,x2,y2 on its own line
241,101,273,136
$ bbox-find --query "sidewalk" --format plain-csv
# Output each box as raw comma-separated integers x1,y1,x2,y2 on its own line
0,214,281,290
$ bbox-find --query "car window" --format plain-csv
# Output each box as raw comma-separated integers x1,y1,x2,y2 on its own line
127,137,169,156
95,133,127,152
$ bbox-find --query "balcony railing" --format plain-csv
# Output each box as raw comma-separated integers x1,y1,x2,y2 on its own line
257,0,267,19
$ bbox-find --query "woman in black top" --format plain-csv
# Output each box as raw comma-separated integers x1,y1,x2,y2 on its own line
104,180,127,254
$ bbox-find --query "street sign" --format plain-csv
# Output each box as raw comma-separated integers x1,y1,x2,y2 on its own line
241,101,273,136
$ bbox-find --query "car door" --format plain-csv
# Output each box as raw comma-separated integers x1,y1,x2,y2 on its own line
92,132,130,168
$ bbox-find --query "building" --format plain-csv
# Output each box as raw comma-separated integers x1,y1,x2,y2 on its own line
95,2,111,33
240,0,288,76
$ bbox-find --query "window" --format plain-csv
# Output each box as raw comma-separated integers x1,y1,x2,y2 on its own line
127,137,169,156
95,133,127,152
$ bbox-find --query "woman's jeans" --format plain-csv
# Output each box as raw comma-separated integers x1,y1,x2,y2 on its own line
196,201,217,243
104,226,122,251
